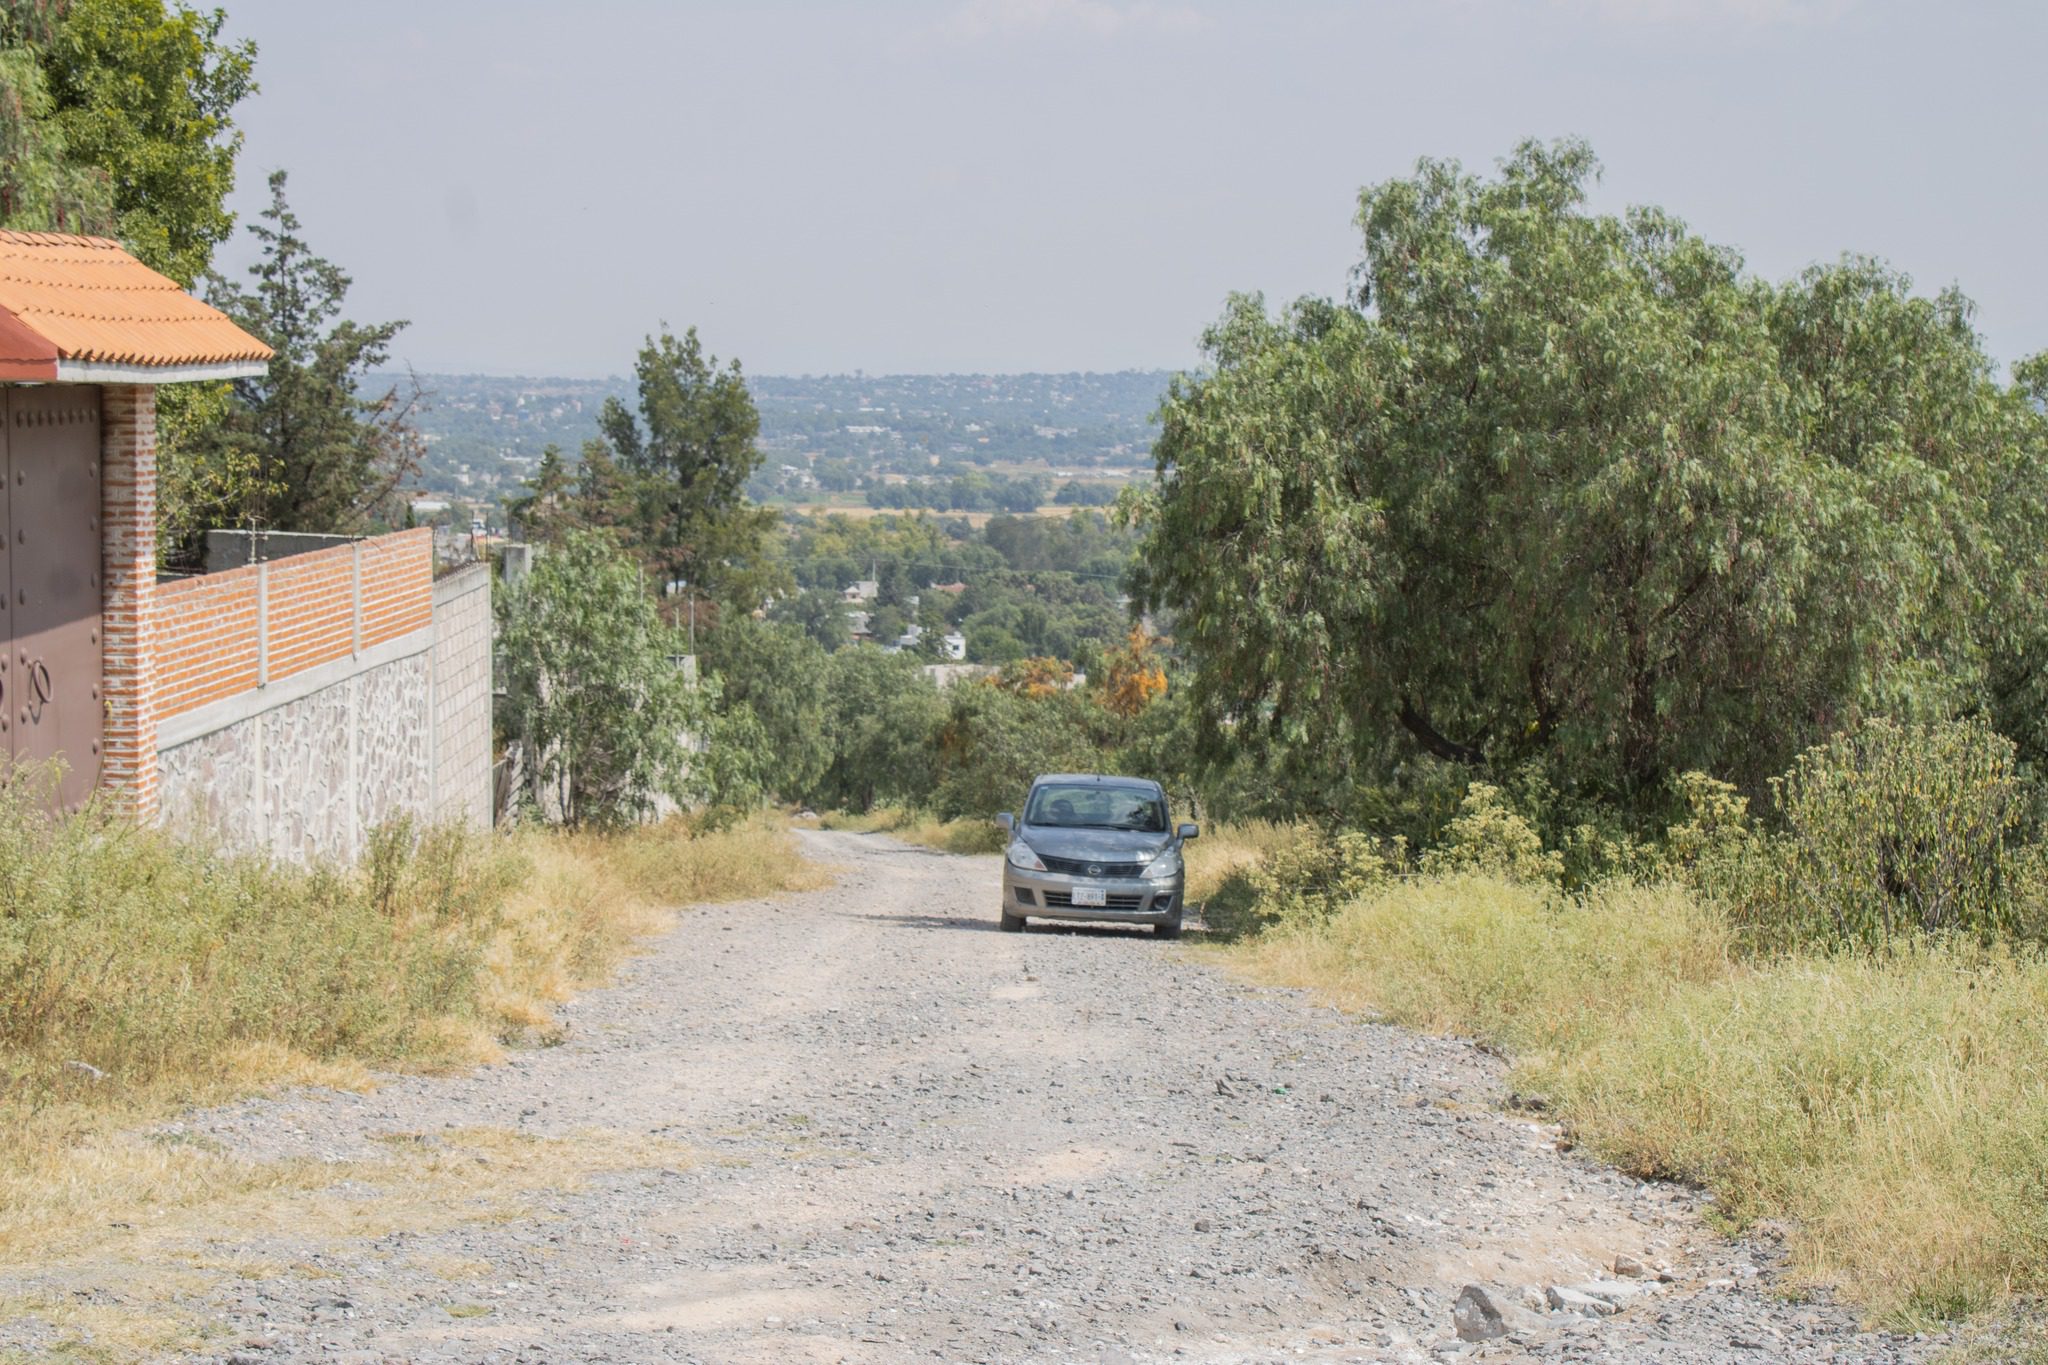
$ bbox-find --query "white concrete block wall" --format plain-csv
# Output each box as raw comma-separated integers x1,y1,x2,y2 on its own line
430,563,494,829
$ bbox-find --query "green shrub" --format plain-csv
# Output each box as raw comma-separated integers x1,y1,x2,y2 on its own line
1246,825,1405,925
813,649,947,814
496,532,712,828
1736,717,2042,951
932,684,1103,821
1419,782,1565,886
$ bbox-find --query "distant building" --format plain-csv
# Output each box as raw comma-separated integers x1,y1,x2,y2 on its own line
941,631,967,661
922,663,994,689
842,579,879,603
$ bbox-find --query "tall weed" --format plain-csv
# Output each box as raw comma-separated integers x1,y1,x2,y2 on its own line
0,800,520,1109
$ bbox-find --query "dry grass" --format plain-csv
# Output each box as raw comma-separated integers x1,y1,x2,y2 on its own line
0,805,824,1283
812,807,1008,855
1232,873,2048,1327
1184,819,1295,904
482,813,834,1044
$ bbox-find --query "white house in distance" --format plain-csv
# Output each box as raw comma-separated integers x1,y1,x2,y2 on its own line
879,625,968,660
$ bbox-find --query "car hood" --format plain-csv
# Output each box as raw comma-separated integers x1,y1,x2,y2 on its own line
1020,825,1174,860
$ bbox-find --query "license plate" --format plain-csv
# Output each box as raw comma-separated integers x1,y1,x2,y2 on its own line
1071,886,1107,907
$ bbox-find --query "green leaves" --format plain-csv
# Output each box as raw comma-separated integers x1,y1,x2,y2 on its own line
181,170,419,549
0,0,253,281
496,533,710,829
593,325,780,611
1140,139,2048,807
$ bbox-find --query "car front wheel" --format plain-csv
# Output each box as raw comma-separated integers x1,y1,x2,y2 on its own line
999,908,1025,933
1154,907,1184,939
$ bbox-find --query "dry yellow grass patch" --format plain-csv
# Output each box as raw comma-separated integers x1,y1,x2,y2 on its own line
814,807,1007,855
1183,819,1295,903
1232,872,2048,1327
0,1125,698,1359
480,813,834,1043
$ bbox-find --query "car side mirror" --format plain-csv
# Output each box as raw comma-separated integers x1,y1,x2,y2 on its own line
996,812,1015,832
1178,822,1199,841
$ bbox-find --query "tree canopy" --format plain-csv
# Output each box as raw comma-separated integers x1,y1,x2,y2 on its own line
0,0,253,285
182,170,419,549
1134,139,2048,806
497,532,712,828
597,326,782,610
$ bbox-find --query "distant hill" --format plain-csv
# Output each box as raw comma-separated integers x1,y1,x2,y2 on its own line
386,370,1177,511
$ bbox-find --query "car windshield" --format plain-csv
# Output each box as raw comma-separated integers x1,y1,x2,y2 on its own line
1025,783,1167,833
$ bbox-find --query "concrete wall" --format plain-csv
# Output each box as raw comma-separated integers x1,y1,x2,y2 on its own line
203,529,359,573
155,531,493,864
430,563,492,828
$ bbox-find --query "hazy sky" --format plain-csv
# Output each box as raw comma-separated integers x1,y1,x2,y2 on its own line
213,0,2048,378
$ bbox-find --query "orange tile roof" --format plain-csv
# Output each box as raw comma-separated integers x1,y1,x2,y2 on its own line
0,231,272,381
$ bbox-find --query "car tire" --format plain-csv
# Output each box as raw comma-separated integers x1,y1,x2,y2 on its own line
1154,908,1184,940
999,908,1026,933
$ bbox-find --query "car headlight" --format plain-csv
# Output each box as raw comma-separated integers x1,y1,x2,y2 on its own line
1142,848,1183,880
1006,841,1047,872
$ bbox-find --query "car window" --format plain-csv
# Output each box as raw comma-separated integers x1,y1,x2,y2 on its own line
1025,784,1166,832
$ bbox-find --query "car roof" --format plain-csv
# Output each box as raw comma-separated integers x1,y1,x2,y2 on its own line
1030,773,1164,794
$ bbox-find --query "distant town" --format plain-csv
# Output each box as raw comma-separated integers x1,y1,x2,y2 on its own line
397,369,1173,528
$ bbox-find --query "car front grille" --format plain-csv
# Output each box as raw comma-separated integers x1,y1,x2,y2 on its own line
1040,855,1146,878
1043,890,1148,911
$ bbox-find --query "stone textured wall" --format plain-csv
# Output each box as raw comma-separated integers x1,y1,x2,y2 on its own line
156,550,493,865
159,648,435,864
431,564,493,828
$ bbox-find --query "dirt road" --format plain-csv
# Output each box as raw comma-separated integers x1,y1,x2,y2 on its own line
4,831,1935,1363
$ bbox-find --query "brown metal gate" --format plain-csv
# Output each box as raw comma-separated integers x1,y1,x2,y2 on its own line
0,386,103,811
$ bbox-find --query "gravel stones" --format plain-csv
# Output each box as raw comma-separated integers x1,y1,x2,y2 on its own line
0,830,1948,1363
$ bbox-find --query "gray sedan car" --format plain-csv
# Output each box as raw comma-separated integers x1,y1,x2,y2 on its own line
997,774,1198,937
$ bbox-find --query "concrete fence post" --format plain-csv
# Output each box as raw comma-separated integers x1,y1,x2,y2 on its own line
255,560,270,688
350,540,364,657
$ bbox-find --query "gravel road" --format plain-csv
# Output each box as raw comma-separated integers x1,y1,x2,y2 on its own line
10,830,1943,1363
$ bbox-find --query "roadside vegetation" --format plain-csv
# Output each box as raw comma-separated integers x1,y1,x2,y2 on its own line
0,787,824,1264
784,143,2048,1334
1219,729,2048,1328
810,807,1006,856
11,10,2048,1335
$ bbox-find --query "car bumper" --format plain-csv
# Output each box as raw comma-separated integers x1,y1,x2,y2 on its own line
1002,866,1183,926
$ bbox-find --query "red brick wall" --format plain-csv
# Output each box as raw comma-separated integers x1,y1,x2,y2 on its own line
361,530,434,647
100,384,158,819
154,526,435,724
262,543,357,682
152,568,260,718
